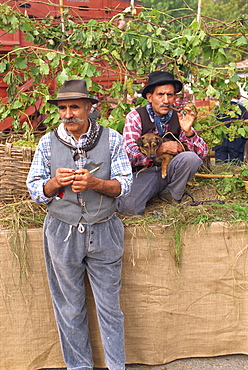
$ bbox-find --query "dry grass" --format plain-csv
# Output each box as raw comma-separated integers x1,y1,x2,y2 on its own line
119,163,248,228
0,163,247,270
0,198,46,231
0,163,247,232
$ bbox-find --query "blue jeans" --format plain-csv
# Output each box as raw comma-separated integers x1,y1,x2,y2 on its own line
43,213,125,370
215,146,244,163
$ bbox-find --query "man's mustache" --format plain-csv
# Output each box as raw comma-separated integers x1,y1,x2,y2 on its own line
61,117,84,124
160,104,171,108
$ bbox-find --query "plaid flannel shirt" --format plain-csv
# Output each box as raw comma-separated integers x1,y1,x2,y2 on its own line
123,108,208,167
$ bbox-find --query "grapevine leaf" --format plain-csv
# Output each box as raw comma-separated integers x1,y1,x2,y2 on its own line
146,38,152,49
46,52,57,61
14,57,28,69
234,36,247,46
57,69,69,85
39,61,50,75
237,128,246,137
12,100,23,109
111,50,121,60
25,33,34,42
0,60,9,73
206,85,219,98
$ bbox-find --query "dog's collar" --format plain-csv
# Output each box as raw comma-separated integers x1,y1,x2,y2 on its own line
132,164,158,172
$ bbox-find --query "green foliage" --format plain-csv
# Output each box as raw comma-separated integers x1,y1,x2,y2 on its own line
194,162,247,200
142,0,248,26
201,0,248,24
240,165,248,180
188,202,248,224
214,175,244,197
198,109,248,148
0,2,247,147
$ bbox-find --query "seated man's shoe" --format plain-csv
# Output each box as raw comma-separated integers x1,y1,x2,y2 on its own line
158,188,180,206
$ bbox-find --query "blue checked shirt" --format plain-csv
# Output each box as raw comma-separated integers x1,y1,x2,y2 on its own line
26,127,133,204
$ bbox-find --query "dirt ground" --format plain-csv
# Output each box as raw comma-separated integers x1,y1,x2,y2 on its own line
129,355,248,369
41,354,248,370
163,355,248,369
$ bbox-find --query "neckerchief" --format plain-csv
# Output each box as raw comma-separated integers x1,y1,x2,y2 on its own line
54,118,103,160
146,102,173,136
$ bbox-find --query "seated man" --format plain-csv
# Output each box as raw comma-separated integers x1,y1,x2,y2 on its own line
116,70,208,215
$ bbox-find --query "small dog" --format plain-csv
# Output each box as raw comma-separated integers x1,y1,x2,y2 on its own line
136,133,187,178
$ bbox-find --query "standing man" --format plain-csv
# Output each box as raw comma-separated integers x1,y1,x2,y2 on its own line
26,80,132,370
116,71,208,215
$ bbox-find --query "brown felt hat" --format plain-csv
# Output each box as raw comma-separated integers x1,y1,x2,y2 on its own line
47,80,98,105
142,71,182,98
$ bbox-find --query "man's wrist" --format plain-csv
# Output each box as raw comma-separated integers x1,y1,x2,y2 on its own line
43,177,61,198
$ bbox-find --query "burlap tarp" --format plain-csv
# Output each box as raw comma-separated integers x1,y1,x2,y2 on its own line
1,222,248,370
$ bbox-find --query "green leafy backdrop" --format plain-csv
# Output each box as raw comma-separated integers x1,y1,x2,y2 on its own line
0,1,247,148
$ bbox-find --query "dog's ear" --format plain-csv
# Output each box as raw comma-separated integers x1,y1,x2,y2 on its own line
136,136,144,147
156,136,163,146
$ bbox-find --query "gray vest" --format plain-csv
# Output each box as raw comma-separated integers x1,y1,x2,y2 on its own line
47,127,116,226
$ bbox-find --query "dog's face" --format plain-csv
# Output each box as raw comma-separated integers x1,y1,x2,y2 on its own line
136,133,163,160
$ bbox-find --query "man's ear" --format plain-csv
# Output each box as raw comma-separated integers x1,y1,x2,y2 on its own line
146,93,152,103
87,102,92,114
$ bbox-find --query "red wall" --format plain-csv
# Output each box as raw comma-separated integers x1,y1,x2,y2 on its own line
0,0,137,21
0,0,140,52
0,1,140,128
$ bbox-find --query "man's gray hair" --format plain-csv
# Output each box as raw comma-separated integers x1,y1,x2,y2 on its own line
84,99,92,110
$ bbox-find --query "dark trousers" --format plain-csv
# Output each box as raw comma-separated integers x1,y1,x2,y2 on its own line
116,151,202,215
